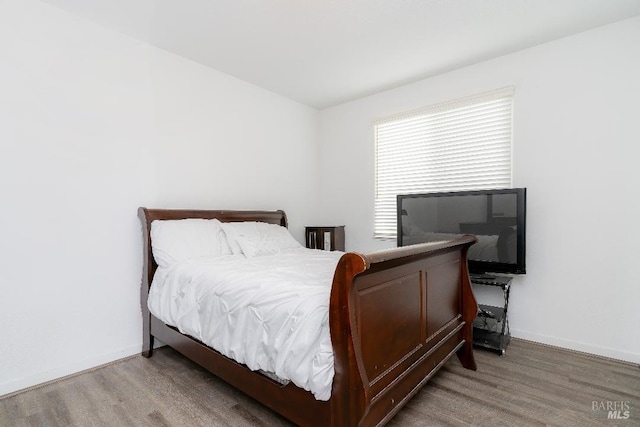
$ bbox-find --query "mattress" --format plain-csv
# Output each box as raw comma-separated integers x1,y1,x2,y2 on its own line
147,247,343,401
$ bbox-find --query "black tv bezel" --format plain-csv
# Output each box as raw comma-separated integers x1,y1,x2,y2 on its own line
397,188,526,275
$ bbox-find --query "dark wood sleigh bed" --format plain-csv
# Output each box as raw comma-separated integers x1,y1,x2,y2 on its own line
139,208,478,427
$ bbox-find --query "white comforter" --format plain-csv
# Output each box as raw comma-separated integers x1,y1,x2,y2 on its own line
148,247,343,401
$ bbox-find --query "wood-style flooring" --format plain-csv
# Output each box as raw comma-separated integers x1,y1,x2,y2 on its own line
1,339,638,426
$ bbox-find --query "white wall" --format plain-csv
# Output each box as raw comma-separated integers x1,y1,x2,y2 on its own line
318,17,640,363
0,0,319,396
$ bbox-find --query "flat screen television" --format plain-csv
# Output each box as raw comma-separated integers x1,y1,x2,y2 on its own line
397,188,526,276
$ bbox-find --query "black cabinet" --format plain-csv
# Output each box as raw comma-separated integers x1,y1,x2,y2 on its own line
471,275,512,356
305,226,345,251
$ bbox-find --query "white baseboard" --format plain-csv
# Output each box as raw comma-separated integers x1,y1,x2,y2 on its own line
0,344,141,398
511,329,640,364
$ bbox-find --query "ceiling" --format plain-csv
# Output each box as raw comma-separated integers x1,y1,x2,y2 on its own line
41,0,640,109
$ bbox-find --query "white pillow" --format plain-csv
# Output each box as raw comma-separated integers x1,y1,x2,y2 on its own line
150,218,230,267
220,221,301,258
218,225,243,255
217,227,235,255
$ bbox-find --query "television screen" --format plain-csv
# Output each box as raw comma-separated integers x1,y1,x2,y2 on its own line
397,188,526,275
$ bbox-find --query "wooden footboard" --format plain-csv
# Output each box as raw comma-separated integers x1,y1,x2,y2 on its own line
138,208,477,427
328,238,477,426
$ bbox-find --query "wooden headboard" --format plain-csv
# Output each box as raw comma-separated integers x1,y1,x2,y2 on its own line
137,208,288,290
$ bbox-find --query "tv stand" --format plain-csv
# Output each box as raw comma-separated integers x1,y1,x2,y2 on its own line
470,274,512,355
470,273,499,282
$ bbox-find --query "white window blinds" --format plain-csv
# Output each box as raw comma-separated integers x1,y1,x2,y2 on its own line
374,87,514,239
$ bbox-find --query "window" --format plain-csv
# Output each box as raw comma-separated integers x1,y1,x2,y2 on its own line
374,87,514,239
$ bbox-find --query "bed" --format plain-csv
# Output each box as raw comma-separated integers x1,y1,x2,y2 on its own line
138,208,478,426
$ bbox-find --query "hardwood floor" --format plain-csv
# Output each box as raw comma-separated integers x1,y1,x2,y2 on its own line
1,339,638,426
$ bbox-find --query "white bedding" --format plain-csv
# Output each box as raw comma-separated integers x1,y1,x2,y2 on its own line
148,247,343,401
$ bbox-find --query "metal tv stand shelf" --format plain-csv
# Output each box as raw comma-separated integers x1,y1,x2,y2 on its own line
471,274,513,356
